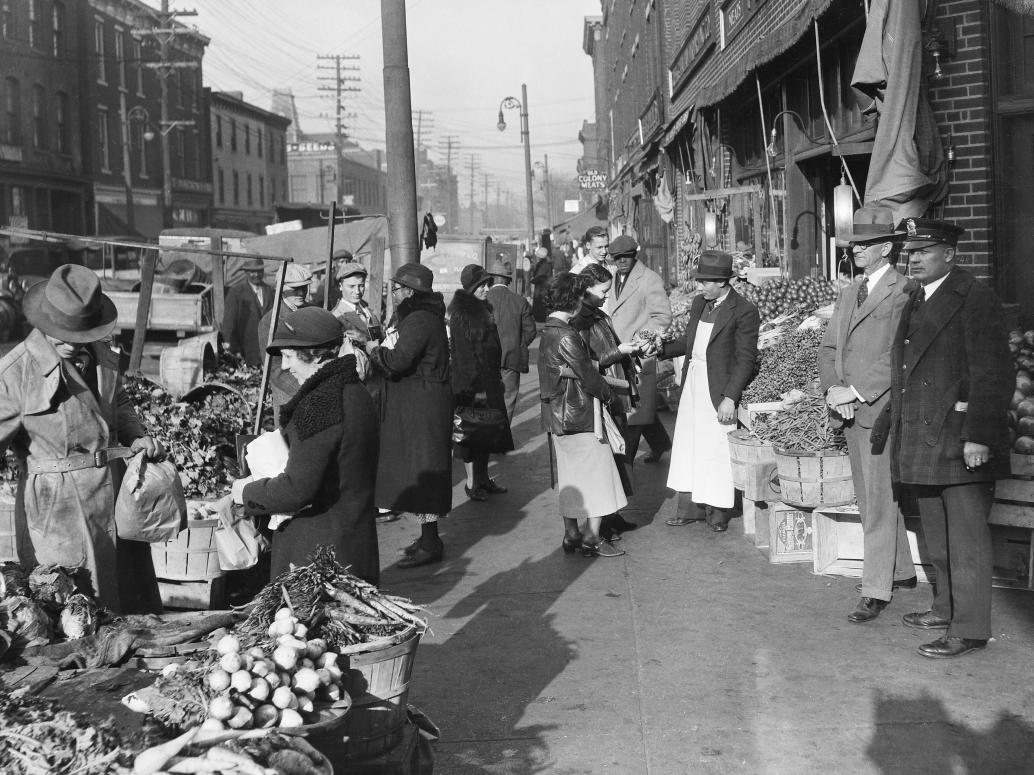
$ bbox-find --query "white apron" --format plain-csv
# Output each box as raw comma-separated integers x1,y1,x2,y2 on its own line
666,320,735,508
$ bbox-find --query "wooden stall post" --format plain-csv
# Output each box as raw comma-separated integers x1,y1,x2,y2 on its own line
129,249,157,372
209,236,225,333
324,201,337,310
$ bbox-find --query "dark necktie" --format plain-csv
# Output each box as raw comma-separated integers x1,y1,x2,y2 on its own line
856,276,869,308
914,286,926,308
615,272,628,298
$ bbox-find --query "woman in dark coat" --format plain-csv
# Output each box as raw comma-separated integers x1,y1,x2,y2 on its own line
450,265,515,501
570,262,643,537
366,263,453,569
235,307,380,585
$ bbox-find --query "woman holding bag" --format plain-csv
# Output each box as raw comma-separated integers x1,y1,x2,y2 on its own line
450,265,515,501
233,307,380,585
538,272,626,558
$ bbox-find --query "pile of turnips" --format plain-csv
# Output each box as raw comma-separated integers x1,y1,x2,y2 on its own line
201,607,349,732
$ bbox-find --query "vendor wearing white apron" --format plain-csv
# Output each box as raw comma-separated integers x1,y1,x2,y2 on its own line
658,251,760,531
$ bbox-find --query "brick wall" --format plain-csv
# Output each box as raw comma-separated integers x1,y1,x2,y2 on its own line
927,0,994,282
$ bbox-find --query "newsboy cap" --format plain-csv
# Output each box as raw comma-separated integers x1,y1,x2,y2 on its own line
608,235,639,257
336,262,368,281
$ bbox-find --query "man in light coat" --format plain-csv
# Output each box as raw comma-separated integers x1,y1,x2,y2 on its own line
485,258,537,422
819,206,917,624
890,218,1012,659
607,235,672,464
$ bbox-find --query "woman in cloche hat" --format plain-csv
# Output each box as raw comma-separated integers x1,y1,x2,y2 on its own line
232,307,380,585
0,265,165,613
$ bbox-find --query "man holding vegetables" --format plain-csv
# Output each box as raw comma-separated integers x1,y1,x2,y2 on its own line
819,205,917,625
889,217,1012,659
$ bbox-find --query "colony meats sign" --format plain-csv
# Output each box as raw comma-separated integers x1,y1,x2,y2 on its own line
669,8,715,97
579,170,609,190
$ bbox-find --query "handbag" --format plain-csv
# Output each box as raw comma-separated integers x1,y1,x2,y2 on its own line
453,393,509,451
212,495,269,571
593,398,627,456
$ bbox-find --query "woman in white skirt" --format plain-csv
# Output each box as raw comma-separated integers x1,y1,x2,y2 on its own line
538,272,628,557
657,251,760,531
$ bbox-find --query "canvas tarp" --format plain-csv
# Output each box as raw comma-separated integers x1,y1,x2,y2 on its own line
240,216,390,281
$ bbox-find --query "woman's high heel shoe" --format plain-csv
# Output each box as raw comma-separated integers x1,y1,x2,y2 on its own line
562,533,584,554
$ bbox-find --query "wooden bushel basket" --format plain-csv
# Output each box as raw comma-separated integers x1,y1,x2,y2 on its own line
727,429,778,501
149,518,224,581
772,447,854,508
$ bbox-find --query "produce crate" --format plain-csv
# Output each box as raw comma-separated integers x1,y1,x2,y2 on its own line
989,477,1034,590
338,723,432,774
767,502,815,564
1010,452,1034,478
151,517,223,581
156,577,227,610
811,505,933,583
736,401,783,432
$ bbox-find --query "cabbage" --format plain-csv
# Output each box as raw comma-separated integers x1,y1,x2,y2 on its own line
28,564,78,609
0,595,54,646
59,593,98,640
0,562,30,598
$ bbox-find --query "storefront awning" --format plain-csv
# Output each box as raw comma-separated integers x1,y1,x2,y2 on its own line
990,0,1034,15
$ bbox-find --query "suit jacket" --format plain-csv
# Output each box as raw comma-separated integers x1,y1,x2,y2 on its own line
223,281,274,366
486,284,537,372
818,267,911,428
890,268,1012,485
660,288,760,410
609,259,671,343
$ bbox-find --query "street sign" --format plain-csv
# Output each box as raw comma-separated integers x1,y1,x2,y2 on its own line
578,170,608,190
564,199,580,213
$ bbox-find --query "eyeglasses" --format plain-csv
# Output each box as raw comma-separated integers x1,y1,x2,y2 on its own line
390,284,404,294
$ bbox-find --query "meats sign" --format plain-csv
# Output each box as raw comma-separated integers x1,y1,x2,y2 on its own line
578,170,608,191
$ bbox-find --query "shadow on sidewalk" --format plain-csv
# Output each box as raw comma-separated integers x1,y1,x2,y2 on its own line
866,689,1034,773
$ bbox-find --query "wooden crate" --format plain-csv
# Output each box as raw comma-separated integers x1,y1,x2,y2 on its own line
811,505,933,583
989,477,1034,590
157,577,227,610
768,502,815,564
1009,452,1034,478
736,401,783,433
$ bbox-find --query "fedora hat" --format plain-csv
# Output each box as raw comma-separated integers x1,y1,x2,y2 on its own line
24,264,118,343
267,307,343,354
242,258,265,272
691,250,735,281
841,205,902,245
489,257,512,278
392,262,434,293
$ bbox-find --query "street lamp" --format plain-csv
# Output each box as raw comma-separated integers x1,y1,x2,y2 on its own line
120,103,156,234
497,84,535,257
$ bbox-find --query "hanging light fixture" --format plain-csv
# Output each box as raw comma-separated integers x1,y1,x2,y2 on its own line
833,170,854,247
704,211,718,247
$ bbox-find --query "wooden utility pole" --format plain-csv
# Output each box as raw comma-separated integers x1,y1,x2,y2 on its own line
317,54,359,203
381,0,418,267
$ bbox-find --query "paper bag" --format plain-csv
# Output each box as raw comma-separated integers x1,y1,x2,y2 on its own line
115,454,187,543
213,494,269,571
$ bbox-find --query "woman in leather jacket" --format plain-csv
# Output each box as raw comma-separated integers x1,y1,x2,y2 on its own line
538,272,627,558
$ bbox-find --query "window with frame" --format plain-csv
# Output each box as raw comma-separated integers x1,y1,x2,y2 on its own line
31,85,45,149
230,118,237,151
247,173,253,206
218,168,225,204
259,174,264,207
28,0,39,48
176,69,183,108
215,115,222,148
4,78,21,145
232,171,239,206
1,1,12,39
134,120,148,177
95,21,106,84
98,107,110,171
52,2,64,55
175,129,184,176
56,91,69,153
257,127,262,158
115,29,126,89
244,123,250,155
134,42,144,95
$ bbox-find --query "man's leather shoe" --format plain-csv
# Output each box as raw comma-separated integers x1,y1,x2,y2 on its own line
478,478,508,494
855,576,917,594
917,636,987,659
464,484,488,502
848,597,888,623
902,610,950,630
666,515,703,526
707,507,735,532
397,541,443,568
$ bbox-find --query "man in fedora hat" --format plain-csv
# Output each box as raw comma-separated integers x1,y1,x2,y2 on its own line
223,258,274,366
658,250,759,531
0,265,164,613
889,218,1012,658
607,234,673,466
257,262,314,422
819,205,918,624
485,257,537,422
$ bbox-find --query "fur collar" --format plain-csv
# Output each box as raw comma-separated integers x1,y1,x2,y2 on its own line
448,289,495,342
279,355,360,438
398,292,446,321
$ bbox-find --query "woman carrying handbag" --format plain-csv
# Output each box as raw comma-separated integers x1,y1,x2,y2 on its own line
449,265,515,501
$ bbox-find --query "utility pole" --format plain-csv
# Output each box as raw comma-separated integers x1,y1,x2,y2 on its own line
543,153,553,229
438,135,458,232
413,109,433,155
467,154,480,233
137,0,197,229
381,0,419,267
483,173,490,230
317,54,359,203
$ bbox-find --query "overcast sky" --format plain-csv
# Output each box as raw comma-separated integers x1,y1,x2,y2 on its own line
178,0,601,200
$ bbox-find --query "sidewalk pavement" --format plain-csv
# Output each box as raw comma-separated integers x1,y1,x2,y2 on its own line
376,358,1034,775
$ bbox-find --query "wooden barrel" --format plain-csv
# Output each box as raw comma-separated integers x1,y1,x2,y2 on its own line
728,429,778,501
158,337,216,398
772,447,854,508
149,518,224,581
321,627,422,761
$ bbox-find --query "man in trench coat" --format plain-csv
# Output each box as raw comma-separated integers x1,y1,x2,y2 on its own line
0,265,164,613
819,206,917,624
889,218,1012,659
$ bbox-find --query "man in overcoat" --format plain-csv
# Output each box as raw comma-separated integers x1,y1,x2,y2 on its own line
485,258,537,422
223,258,274,366
889,218,1012,658
608,235,673,465
819,206,917,624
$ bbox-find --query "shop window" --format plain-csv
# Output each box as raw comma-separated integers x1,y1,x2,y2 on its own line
10,185,26,216
31,84,45,149
95,21,106,84
3,78,20,145
52,2,64,56
98,107,110,171
56,91,69,154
